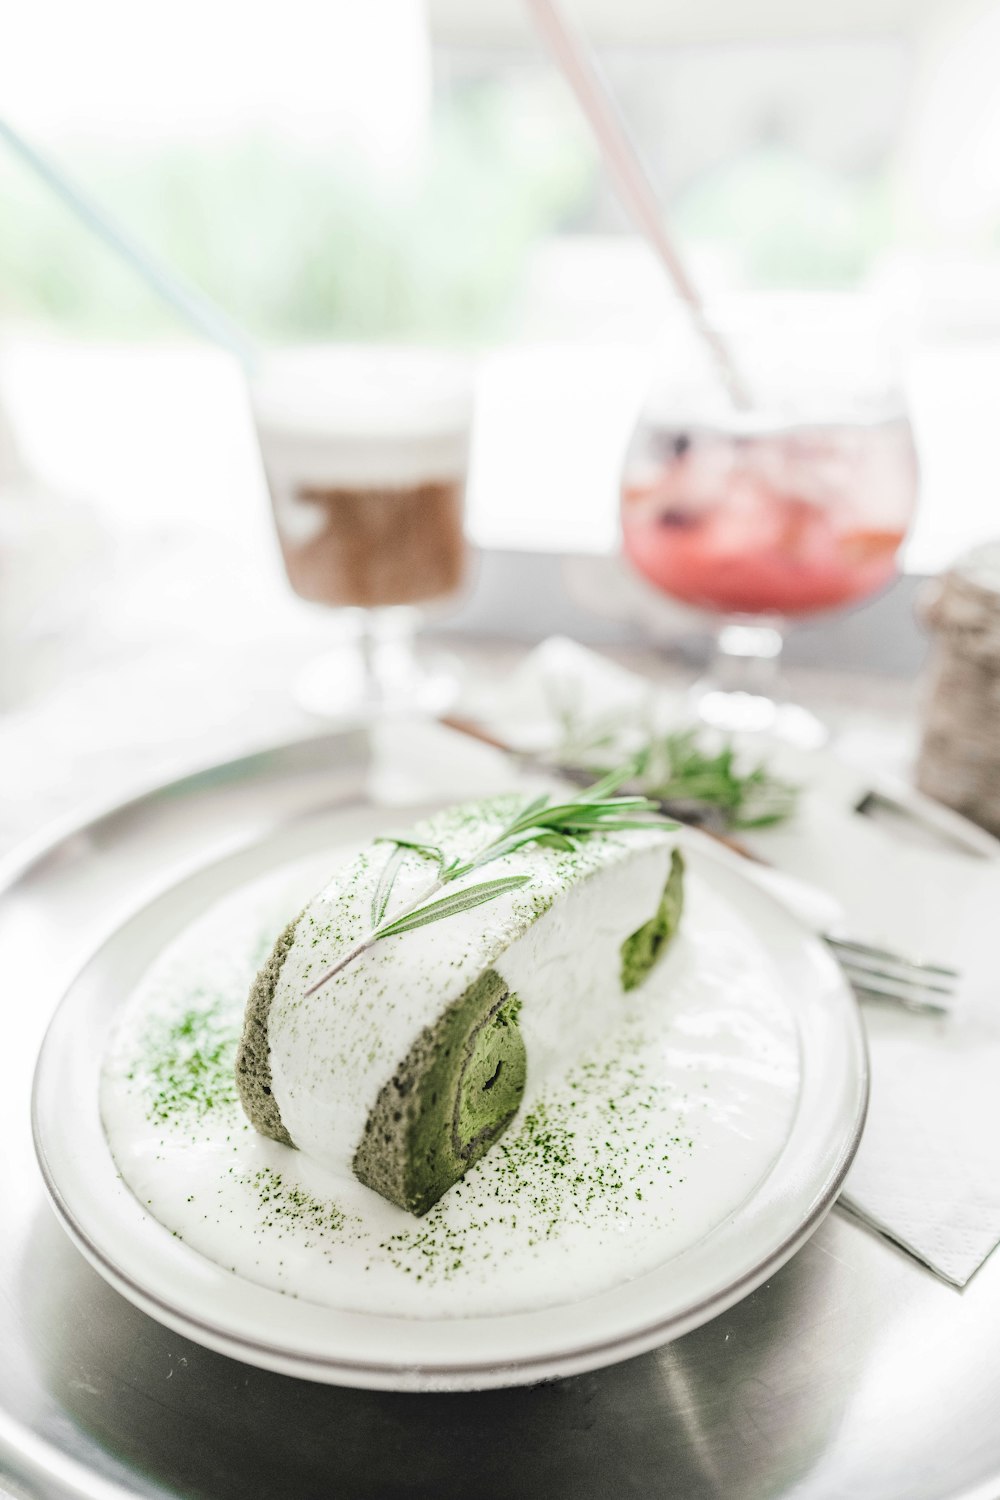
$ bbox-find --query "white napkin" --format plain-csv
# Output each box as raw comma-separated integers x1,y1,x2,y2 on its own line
455,637,1000,1287
839,1004,1000,1286
755,800,1000,1287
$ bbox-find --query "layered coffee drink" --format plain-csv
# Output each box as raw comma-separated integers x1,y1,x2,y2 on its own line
280,479,465,608
252,347,473,611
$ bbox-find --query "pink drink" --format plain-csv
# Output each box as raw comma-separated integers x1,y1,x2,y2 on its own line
621,418,917,617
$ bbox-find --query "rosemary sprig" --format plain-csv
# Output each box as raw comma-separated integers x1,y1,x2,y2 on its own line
376,878,534,938
626,731,796,828
305,762,662,997
553,702,797,830
636,730,797,828
370,844,409,928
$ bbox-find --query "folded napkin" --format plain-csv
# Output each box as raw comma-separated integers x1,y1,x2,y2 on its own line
755,797,1000,1287
452,637,1000,1287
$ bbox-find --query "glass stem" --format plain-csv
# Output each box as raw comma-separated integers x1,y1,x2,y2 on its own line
692,615,828,745
352,607,420,703
709,618,785,697
293,604,457,720
355,613,386,703
690,616,790,734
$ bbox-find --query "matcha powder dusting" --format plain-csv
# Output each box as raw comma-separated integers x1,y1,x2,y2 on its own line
101,855,799,1320
251,1168,349,1242
131,999,239,1129
379,1032,699,1283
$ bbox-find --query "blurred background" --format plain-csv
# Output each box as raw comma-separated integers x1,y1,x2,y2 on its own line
2,0,999,717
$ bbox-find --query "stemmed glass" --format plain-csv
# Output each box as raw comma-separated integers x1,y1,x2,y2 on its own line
251,346,474,720
620,297,919,742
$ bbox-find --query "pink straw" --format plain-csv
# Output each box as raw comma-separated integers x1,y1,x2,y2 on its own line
526,0,752,411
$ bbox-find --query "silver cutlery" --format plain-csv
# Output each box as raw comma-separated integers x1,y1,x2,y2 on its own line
711,855,960,1015
854,786,998,859
439,716,963,1015
823,934,958,1014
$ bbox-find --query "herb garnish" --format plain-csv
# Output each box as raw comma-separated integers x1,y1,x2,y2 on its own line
553,708,797,830
304,763,662,996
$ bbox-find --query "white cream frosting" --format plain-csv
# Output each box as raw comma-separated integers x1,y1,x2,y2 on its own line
267,797,675,1178
99,850,801,1318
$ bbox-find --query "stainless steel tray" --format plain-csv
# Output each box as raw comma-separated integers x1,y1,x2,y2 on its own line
3,729,999,1500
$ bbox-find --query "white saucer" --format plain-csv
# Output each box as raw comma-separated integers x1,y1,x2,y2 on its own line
32,811,867,1391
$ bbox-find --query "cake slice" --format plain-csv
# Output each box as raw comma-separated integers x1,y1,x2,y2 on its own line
236,794,683,1216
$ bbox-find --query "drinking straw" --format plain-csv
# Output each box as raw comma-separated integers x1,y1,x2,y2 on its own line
525,0,752,410
0,116,258,369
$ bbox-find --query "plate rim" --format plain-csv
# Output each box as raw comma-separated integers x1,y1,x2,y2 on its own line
31,816,870,1391
35,1088,866,1388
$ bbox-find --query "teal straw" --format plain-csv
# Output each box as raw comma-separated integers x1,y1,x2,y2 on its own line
0,116,258,369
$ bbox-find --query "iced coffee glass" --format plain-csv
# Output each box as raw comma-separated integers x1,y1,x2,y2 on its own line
251,346,473,717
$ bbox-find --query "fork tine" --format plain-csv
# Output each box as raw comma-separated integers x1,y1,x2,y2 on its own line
836,958,954,1002
826,945,956,997
826,934,959,980
843,977,952,1016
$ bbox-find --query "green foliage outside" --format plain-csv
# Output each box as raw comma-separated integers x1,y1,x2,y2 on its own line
674,145,894,289
0,84,593,344
0,81,905,344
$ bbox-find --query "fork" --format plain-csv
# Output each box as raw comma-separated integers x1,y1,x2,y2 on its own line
616,778,962,1013
823,934,958,1015
439,716,961,1014
612,787,962,1014
726,859,960,1014
604,775,962,1013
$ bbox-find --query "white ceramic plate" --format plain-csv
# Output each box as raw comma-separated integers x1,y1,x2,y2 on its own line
32,809,867,1392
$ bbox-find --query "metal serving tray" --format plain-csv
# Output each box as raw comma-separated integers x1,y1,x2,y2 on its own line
2,729,1000,1500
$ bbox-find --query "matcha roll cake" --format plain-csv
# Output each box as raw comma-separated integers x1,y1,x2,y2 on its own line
236,793,683,1216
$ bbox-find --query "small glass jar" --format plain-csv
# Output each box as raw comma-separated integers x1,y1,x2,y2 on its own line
917,541,1000,836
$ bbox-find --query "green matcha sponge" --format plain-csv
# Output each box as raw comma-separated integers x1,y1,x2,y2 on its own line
354,968,527,1216
620,848,685,993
